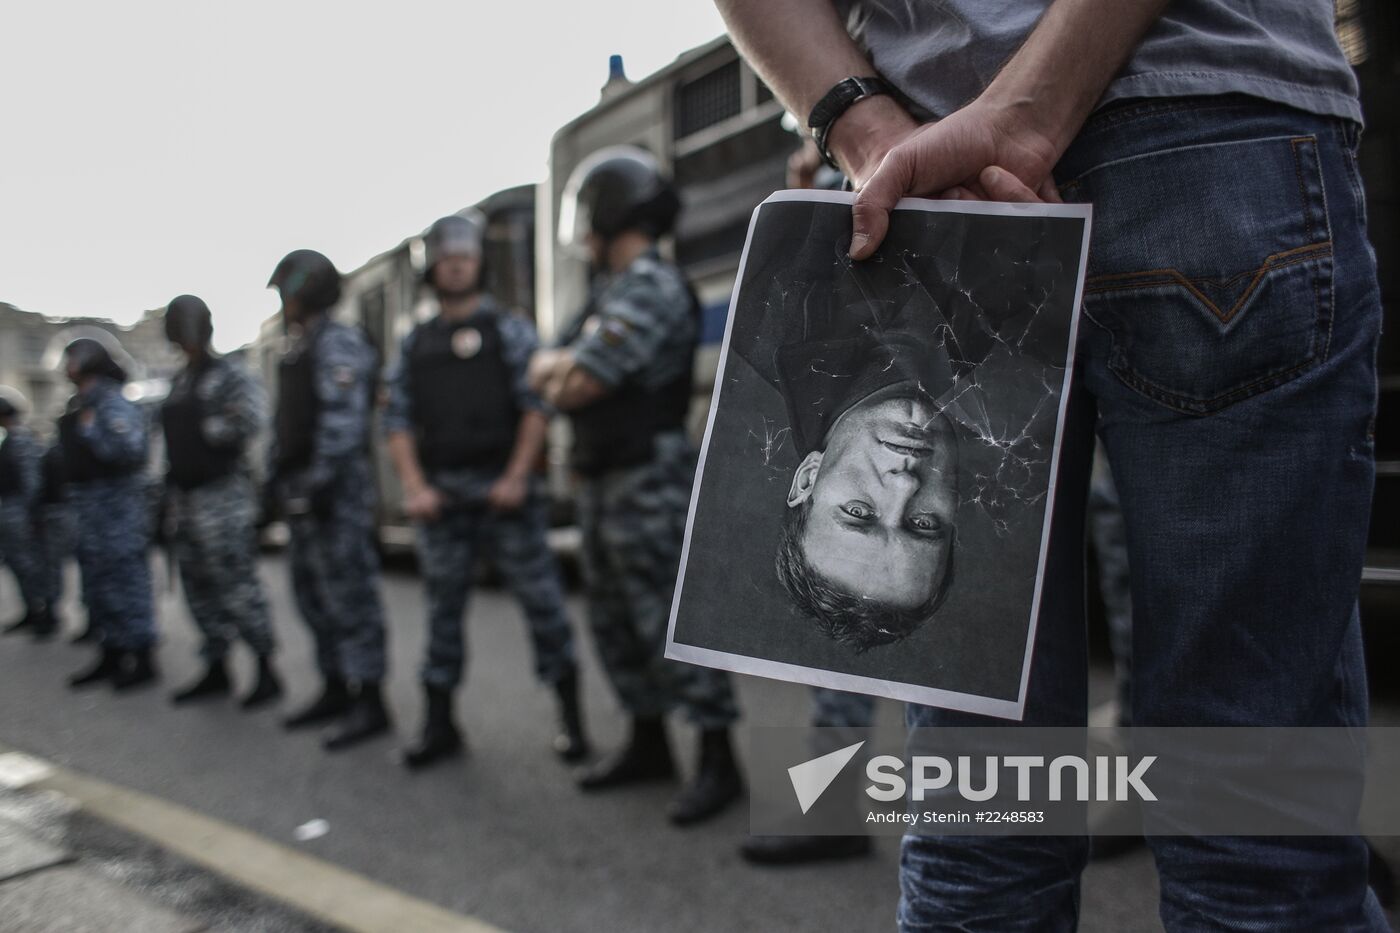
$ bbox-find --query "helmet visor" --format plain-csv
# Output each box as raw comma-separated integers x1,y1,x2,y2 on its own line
556,169,595,256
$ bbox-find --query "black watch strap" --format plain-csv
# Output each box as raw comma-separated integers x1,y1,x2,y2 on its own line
807,76,892,171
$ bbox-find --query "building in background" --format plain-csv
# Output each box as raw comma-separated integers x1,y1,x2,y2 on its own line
0,303,181,433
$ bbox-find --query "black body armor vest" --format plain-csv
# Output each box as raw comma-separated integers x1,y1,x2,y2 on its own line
275,338,319,472
406,314,518,472
569,287,700,477
58,407,137,484
161,361,241,491
40,444,67,504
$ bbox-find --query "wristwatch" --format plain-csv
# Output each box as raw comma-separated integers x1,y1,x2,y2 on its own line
807,76,892,171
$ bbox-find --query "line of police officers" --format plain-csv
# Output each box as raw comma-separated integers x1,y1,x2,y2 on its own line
0,147,761,831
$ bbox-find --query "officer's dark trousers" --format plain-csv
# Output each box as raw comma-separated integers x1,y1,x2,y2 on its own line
286,467,386,684
70,478,155,651
576,432,738,729
416,494,575,689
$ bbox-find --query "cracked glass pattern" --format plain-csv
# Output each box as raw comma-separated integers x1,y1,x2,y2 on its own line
669,194,1090,714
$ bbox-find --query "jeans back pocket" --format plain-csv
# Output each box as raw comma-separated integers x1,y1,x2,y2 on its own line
1063,133,1334,414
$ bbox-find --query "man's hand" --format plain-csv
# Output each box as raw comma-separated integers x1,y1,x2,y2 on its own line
849,99,1062,258
487,473,529,513
824,94,921,190
717,0,1167,259
403,482,445,523
527,348,606,411
527,350,566,394
842,0,1171,258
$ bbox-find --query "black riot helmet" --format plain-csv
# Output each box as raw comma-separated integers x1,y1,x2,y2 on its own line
0,385,27,421
557,146,680,253
63,337,128,384
423,211,486,288
164,294,214,349
268,249,342,314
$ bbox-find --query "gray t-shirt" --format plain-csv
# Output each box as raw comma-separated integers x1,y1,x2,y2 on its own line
838,0,1360,124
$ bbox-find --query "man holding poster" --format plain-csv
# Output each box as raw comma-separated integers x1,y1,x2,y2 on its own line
711,0,1386,930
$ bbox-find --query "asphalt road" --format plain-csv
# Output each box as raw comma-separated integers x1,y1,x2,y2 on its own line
0,555,1394,933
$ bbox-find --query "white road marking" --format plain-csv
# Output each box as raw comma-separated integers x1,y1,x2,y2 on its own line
0,742,505,933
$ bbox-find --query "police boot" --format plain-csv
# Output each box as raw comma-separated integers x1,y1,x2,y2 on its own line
552,666,589,763
402,686,463,770
69,646,121,688
283,676,351,730
171,659,231,705
323,682,391,751
111,648,158,692
29,607,57,642
239,656,283,710
667,728,744,826
740,834,872,865
578,717,675,791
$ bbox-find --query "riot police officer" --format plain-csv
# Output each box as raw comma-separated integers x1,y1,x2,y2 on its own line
266,249,391,750
529,147,742,825
61,336,159,690
160,295,282,708
0,386,53,639
384,212,587,769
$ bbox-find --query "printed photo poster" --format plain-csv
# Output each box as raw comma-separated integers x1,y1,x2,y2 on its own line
665,191,1092,719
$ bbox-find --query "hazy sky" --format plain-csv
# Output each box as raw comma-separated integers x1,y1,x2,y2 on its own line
1,2,726,350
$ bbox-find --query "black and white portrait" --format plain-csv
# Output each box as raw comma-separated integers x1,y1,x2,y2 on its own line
666,192,1091,718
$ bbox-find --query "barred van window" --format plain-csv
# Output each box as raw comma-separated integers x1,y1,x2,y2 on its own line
675,60,741,140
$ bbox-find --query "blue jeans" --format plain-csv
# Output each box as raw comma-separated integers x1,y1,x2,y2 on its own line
900,96,1385,931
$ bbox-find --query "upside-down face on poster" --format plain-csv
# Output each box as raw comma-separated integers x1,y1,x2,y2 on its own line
665,191,1092,719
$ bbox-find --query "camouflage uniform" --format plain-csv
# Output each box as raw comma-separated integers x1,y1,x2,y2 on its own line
558,252,738,729
0,424,46,615
164,356,275,662
383,297,575,689
271,318,386,684
61,378,155,651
